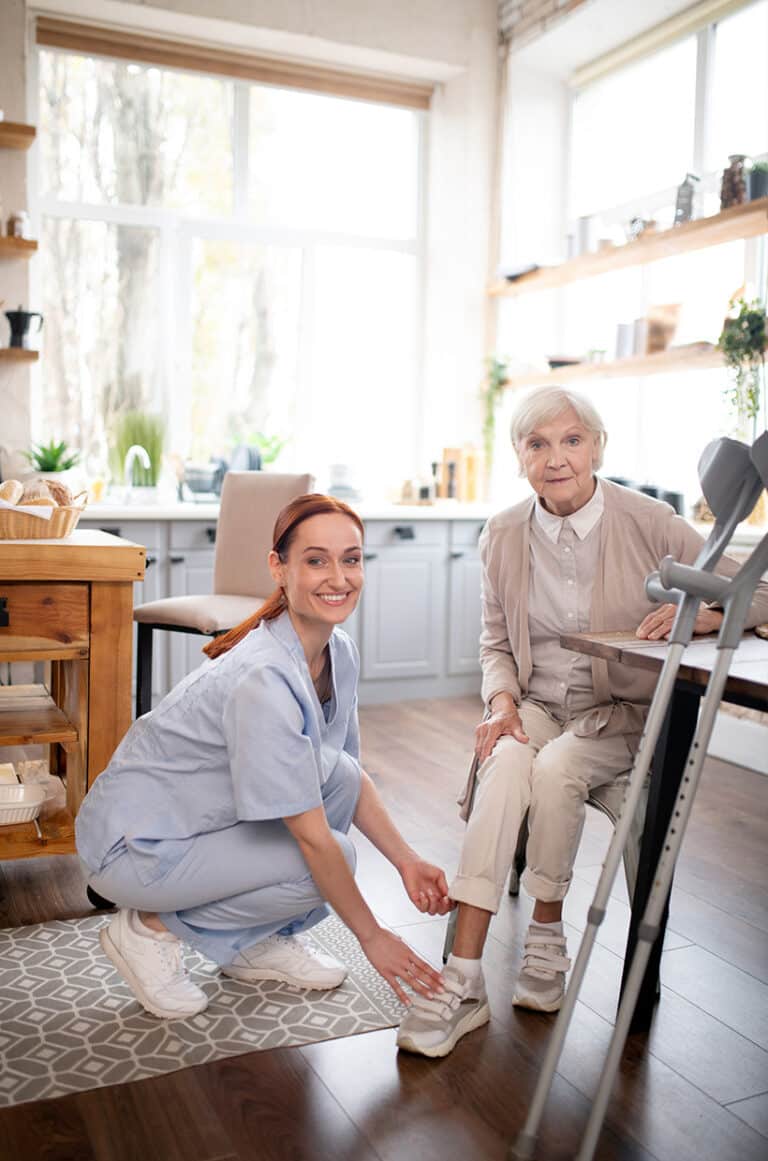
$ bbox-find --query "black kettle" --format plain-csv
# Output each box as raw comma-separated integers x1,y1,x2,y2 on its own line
5,306,44,349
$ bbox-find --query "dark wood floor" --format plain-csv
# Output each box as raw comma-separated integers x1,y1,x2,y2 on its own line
1,696,767,1161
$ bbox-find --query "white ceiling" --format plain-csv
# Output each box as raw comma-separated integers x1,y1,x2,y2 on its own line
510,0,703,78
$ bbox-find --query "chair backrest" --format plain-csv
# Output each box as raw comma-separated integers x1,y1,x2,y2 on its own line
213,471,314,597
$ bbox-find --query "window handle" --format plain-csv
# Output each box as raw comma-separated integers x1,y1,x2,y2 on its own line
450,551,465,559
363,552,378,562
170,554,185,564
206,527,216,544
393,525,415,540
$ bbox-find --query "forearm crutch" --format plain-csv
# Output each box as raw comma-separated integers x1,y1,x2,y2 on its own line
574,433,768,1161
511,434,767,1161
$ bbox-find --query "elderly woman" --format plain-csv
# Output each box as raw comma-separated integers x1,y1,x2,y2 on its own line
397,385,768,1059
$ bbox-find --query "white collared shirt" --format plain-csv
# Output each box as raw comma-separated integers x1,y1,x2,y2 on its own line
533,476,605,542
527,478,605,718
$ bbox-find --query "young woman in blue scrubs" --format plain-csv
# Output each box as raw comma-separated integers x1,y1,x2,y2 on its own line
76,494,451,1019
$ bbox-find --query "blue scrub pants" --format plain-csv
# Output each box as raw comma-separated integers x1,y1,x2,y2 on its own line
86,759,361,966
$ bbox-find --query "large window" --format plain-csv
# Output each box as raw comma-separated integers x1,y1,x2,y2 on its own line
36,49,423,497
498,1,768,509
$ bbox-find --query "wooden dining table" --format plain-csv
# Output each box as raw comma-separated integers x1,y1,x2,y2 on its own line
560,628,768,1033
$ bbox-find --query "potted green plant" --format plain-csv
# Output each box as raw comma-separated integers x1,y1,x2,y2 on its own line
109,411,165,498
718,296,766,440
481,356,509,490
748,161,768,202
23,438,81,474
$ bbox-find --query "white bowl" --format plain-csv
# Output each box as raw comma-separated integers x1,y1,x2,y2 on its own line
0,783,46,825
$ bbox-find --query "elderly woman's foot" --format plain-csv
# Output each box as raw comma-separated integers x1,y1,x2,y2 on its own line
512,922,571,1012
396,966,490,1057
221,934,347,990
100,909,208,1019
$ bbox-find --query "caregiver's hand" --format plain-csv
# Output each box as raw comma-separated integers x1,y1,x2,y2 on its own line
400,857,453,916
360,927,444,1005
475,696,529,764
636,602,723,641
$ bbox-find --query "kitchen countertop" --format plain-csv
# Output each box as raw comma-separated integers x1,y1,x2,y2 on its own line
80,500,496,522
79,500,767,545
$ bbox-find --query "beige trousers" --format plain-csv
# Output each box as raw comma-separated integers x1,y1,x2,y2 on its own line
450,700,636,910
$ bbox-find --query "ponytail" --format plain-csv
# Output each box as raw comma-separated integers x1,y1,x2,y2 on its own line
203,588,286,660
202,492,363,661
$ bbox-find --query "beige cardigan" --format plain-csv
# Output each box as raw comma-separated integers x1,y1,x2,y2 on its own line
479,479,768,739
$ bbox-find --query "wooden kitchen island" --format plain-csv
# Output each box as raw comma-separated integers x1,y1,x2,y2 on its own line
0,531,145,859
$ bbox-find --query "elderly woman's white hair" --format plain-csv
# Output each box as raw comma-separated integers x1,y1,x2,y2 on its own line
509,386,607,474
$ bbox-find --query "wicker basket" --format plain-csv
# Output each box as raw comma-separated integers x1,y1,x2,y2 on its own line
0,493,88,540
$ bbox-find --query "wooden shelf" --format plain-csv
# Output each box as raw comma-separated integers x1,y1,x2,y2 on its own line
0,236,38,259
0,799,75,860
0,121,36,150
490,197,768,298
0,684,78,747
504,342,726,390
0,348,39,362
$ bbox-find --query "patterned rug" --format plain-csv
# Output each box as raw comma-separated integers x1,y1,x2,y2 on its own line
0,914,405,1107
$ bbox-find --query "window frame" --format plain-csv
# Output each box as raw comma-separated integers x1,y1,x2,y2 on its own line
29,44,428,485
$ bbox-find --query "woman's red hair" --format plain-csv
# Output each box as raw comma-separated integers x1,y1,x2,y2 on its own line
203,492,364,659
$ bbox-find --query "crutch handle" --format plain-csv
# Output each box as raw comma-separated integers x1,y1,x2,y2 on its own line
645,571,680,605
658,556,731,603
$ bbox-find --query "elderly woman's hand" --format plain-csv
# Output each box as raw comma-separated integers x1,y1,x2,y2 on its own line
636,602,724,641
475,701,530,764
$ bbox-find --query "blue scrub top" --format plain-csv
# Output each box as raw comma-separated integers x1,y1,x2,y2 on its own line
75,611,361,881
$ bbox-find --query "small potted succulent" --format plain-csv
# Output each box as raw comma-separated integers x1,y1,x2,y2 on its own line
22,438,81,481
748,161,768,202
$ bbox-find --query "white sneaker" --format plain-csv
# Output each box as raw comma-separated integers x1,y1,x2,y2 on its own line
396,967,490,1058
512,924,571,1013
100,909,208,1019
221,934,347,990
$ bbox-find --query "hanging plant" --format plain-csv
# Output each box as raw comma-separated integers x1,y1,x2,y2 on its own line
717,296,766,437
481,356,509,476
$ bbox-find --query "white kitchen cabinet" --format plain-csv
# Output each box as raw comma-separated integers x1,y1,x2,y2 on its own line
79,518,168,701
166,521,217,688
360,521,447,681
447,521,484,676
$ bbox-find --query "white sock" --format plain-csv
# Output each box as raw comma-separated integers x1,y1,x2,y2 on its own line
447,953,483,983
530,919,564,936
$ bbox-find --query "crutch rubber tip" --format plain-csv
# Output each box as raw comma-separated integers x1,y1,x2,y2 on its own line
509,1131,537,1159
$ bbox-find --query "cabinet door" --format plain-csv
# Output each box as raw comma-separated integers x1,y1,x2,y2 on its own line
79,520,168,703
360,546,445,680
447,549,482,675
168,549,216,688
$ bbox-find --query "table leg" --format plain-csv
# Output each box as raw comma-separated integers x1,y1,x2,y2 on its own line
622,686,700,1034
88,581,134,786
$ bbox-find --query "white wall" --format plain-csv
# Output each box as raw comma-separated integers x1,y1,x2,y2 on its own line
0,0,498,484
0,0,34,467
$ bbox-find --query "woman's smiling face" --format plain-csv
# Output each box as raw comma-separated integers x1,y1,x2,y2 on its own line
518,406,599,516
269,512,364,629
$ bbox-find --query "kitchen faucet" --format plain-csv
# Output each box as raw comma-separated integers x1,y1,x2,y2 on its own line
124,444,152,502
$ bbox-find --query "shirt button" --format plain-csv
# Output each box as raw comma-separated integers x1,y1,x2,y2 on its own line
567,579,574,585
559,681,566,688
567,612,575,618
563,547,571,553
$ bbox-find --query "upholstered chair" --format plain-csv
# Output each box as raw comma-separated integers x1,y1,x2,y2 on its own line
133,471,313,717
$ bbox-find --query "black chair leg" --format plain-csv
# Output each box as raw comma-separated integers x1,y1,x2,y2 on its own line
86,884,115,910
136,623,154,719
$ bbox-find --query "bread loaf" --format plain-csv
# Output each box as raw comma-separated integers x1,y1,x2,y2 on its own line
20,479,53,502
0,479,23,505
44,479,74,506
19,496,58,507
